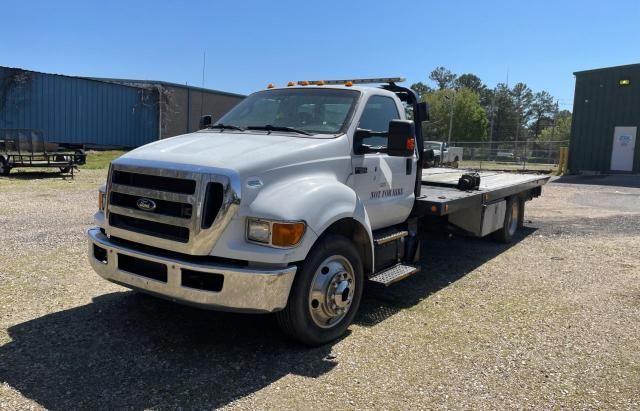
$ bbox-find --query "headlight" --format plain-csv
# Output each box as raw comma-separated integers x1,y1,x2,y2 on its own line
247,219,270,243
246,218,306,247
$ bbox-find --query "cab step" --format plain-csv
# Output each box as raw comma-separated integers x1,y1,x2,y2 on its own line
373,228,408,245
369,263,421,286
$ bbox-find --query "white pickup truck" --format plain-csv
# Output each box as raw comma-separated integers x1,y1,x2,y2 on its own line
88,78,548,346
424,141,463,167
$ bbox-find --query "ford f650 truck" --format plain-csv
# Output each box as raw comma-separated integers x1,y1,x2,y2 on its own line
88,78,548,346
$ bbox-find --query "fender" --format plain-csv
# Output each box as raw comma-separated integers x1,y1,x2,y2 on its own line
241,175,374,265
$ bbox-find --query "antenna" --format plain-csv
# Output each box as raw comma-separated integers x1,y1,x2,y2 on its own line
201,51,206,88
200,51,206,117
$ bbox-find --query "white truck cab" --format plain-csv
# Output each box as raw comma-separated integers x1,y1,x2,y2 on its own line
88,78,547,345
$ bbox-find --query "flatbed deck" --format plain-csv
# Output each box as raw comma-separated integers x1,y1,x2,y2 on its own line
415,168,550,216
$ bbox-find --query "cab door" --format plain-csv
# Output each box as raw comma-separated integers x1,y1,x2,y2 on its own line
349,95,417,230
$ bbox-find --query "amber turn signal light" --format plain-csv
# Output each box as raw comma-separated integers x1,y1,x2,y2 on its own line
272,222,305,247
406,136,415,151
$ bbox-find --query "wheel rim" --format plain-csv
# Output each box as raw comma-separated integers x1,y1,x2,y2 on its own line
308,255,356,329
508,200,519,236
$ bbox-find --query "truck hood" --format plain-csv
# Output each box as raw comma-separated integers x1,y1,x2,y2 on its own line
118,130,347,176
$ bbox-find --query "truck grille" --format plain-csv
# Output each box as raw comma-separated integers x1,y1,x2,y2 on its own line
110,192,193,219
109,212,190,243
112,170,196,194
105,162,239,255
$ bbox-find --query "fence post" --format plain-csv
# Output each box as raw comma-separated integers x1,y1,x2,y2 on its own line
557,146,569,175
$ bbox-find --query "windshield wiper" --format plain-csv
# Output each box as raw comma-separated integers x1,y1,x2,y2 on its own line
208,123,245,131
247,125,312,136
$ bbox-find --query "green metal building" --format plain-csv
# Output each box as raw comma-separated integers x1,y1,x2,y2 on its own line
570,63,640,174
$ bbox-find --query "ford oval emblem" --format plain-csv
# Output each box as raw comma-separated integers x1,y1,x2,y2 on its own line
136,198,157,212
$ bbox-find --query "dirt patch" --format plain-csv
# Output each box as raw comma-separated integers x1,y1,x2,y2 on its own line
1,173,639,409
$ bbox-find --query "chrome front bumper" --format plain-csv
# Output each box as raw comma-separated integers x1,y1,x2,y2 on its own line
87,228,297,313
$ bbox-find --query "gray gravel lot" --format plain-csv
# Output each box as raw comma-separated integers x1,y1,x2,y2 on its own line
1,169,639,410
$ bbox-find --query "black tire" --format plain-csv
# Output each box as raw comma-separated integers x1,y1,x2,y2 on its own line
75,149,86,166
0,157,10,175
276,234,364,346
492,196,520,243
55,155,71,173
517,196,526,229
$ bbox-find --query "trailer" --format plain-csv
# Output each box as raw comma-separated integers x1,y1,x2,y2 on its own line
0,129,86,176
87,77,550,346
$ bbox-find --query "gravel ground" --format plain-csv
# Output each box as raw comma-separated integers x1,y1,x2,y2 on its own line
0,169,639,410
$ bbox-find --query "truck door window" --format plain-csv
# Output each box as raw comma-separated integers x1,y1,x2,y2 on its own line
358,95,400,151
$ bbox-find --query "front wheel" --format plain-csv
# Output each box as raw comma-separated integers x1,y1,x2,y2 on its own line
276,235,363,346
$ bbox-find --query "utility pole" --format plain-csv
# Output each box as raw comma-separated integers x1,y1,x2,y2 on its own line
548,100,559,164
447,89,455,145
200,51,206,118
488,87,496,160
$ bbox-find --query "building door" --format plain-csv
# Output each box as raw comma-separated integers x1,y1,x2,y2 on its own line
610,126,637,172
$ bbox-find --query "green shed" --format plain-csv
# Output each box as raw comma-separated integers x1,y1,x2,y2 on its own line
570,64,640,174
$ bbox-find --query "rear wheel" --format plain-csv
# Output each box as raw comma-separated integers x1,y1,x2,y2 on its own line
276,235,363,346
492,196,520,243
0,157,10,175
75,149,86,165
56,155,71,173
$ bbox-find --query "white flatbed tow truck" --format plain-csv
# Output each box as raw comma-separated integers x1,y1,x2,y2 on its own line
88,77,549,345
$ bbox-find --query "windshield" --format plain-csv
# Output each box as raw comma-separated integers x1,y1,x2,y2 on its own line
424,142,442,150
215,88,360,135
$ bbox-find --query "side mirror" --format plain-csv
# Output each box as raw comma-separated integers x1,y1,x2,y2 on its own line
387,120,416,157
418,101,429,121
353,128,370,155
199,115,212,129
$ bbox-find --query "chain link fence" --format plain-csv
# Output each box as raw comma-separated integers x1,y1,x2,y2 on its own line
448,140,569,172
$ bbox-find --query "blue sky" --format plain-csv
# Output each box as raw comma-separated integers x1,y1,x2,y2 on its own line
2,0,639,111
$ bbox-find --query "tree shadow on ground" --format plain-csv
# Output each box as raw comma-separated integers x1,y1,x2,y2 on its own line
1,169,74,181
0,227,535,410
357,226,535,326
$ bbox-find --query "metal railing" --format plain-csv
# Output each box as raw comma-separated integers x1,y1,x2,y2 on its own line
447,140,570,172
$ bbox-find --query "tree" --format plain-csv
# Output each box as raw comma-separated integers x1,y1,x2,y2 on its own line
410,82,432,100
490,83,519,142
423,88,488,142
429,67,457,90
538,110,571,142
455,73,485,94
510,82,534,143
530,91,556,140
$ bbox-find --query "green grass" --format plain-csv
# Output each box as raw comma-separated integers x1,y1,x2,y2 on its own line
81,150,127,169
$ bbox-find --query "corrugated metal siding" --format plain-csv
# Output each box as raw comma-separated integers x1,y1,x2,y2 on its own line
0,67,158,147
569,64,640,173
